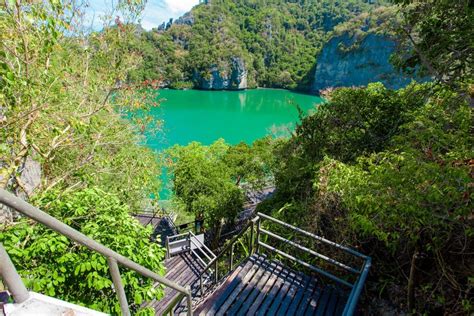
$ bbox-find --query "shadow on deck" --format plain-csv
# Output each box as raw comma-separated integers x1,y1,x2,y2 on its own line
195,254,348,316
143,252,205,315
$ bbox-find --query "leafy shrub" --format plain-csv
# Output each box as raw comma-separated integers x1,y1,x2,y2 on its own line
0,188,166,315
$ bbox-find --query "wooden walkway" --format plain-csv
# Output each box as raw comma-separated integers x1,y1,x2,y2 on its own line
195,254,349,316
143,252,205,315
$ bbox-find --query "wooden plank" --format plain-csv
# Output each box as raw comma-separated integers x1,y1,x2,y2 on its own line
245,260,284,316
203,255,263,315
266,269,297,315
236,259,280,316
277,271,305,316
285,273,312,316
333,291,348,316
227,258,275,315
296,279,319,314
313,286,331,316
195,264,244,315
323,288,339,316
215,255,266,316
164,256,188,280
255,262,292,316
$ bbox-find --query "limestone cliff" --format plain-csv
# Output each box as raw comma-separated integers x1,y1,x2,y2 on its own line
193,57,248,90
312,33,413,92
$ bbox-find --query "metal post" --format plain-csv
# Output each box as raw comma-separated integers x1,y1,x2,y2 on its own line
166,236,170,259
0,243,29,303
186,286,193,316
214,260,218,283
229,243,234,271
249,220,254,255
188,231,191,251
255,218,261,253
107,257,131,316
199,274,204,297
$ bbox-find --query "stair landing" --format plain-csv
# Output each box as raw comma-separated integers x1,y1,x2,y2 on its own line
143,252,204,315
195,254,349,316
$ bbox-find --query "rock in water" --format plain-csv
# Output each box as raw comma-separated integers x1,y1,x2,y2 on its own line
312,33,414,92
194,57,248,90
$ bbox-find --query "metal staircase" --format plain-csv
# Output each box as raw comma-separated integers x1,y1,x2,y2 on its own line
0,188,371,315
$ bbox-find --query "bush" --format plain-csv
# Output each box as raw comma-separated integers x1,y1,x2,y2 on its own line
0,188,166,315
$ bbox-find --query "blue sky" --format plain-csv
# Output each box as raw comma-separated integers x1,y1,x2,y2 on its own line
86,0,199,30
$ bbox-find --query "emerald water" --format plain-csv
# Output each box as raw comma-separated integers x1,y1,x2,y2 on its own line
142,88,324,199
145,89,323,149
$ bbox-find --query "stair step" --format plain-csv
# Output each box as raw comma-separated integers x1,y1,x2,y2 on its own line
195,254,349,316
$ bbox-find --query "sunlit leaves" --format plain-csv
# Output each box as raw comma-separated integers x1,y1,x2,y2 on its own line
0,188,166,314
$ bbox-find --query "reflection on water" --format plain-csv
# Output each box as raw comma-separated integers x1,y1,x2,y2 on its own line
144,88,323,150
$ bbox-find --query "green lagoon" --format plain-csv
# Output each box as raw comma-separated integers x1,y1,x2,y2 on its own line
143,88,324,199
144,88,324,150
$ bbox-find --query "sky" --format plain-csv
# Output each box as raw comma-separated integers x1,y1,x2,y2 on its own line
86,0,200,30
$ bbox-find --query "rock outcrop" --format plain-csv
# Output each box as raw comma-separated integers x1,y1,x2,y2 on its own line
194,57,248,90
312,33,414,92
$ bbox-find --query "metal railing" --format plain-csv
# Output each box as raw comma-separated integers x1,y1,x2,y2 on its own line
196,212,370,315
165,231,216,267
0,189,193,316
256,212,371,316
198,216,259,296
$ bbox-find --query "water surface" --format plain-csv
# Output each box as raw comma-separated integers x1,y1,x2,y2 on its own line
143,88,324,199
145,89,323,150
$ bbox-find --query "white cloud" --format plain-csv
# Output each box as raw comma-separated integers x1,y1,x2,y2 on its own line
164,0,199,14
140,0,199,30
85,0,199,31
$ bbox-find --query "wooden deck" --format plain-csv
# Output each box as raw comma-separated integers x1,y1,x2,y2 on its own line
143,252,205,315
195,254,349,316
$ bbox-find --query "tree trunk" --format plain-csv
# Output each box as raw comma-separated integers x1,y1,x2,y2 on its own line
407,249,419,312
211,219,224,249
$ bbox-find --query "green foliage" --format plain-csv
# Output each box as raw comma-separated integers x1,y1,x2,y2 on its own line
391,0,474,89
167,138,275,245
0,188,165,315
263,82,473,313
1,1,166,313
130,0,388,90
167,140,242,245
274,82,429,199
0,1,161,210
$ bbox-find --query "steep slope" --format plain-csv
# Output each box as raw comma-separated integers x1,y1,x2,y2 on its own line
130,0,418,92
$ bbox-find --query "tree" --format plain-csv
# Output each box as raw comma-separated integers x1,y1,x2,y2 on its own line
1,0,162,210
0,188,166,315
391,0,474,89
167,140,243,247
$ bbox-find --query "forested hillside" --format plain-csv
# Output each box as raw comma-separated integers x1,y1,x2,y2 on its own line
129,0,397,90
1,0,472,315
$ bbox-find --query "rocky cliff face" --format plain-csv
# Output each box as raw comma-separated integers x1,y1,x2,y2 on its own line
194,57,248,90
312,33,413,92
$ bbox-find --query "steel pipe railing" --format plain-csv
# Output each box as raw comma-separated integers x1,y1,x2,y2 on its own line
257,212,369,259
0,189,193,316
259,228,360,274
0,243,30,303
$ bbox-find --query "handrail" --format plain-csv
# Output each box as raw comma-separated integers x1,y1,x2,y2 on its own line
259,228,360,274
189,239,212,263
257,212,371,315
201,216,258,273
342,258,372,316
0,244,30,303
0,189,193,316
258,212,368,259
188,232,216,260
258,241,353,287
197,217,259,296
